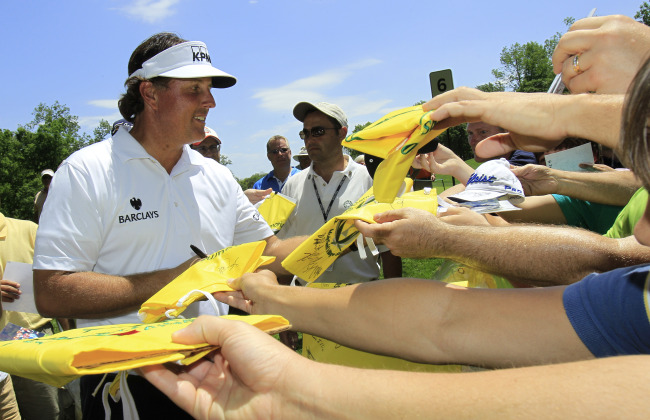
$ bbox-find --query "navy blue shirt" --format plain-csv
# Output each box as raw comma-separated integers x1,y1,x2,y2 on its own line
563,264,650,357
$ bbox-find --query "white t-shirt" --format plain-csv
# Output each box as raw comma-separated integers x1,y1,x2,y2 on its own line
34,128,272,327
278,156,379,283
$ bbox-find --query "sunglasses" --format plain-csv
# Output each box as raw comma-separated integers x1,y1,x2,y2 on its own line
299,126,337,140
270,147,290,154
195,144,221,154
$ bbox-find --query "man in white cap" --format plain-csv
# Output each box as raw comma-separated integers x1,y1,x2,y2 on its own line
33,169,54,223
32,32,304,419
293,145,311,170
190,125,221,162
278,101,401,284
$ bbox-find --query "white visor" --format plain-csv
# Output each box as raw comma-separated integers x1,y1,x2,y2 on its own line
129,41,236,88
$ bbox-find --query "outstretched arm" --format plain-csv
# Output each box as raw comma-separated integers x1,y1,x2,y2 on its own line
511,164,640,206
141,316,650,419
423,88,623,158
218,271,589,368
354,208,650,285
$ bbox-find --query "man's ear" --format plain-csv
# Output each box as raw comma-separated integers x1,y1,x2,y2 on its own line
139,80,158,111
338,126,348,140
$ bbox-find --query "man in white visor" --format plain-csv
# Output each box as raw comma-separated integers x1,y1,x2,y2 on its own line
32,32,305,419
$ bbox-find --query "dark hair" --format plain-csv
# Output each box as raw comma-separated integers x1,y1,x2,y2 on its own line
118,32,186,122
619,55,650,189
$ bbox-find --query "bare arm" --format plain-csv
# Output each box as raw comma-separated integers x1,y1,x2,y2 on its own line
261,234,306,276
221,272,588,367
354,208,650,286
33,258,197,318
141,316,650,419
512,164,640,206
424,88,624,158
499,195,568,226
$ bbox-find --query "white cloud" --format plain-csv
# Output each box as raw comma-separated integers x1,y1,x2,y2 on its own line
252,59,382,113
79,112,123,132
88,99,119,109
116,0,180,24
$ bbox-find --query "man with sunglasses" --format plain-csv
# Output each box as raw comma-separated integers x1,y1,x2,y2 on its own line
190,126,222,162
252,135,300,193
277,102,401,284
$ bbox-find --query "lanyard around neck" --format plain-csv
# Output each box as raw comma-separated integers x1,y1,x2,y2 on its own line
312,175,347,223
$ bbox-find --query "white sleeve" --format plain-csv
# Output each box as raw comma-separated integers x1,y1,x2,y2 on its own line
33,161,104,272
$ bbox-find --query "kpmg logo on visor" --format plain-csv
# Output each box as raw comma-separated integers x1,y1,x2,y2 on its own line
119,197,159,224
191,45,211,63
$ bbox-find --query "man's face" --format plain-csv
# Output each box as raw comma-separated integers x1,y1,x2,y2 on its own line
192,136,221,162
267,138,291,170
42,175,52,189
467,122,504,162
154,77,215,145
302,112,345,163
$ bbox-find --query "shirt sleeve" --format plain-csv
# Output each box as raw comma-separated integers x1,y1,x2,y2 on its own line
563,265,650,357
33,161,104,272
232,182,274,245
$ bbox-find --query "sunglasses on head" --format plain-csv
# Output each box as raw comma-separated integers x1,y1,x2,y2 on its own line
299,126,337,140
269,147,290,154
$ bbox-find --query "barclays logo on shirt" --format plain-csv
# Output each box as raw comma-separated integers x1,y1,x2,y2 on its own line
118,197,160,224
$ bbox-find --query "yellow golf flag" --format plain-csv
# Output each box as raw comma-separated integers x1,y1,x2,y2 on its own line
0,315,290,387
139,241,274,323
257,191,297,233
343,105,447,203
281,186,437,282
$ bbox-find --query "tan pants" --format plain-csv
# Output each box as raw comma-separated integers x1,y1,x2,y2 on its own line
0,376,21,420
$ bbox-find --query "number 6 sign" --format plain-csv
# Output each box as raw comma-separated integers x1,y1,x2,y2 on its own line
429,69,454,98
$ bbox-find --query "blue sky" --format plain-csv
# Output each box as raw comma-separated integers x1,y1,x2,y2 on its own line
0,0,642,178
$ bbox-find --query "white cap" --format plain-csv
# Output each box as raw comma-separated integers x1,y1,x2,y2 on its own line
448,158,524,204
129,41,236,88
293,102,348,128
41,169,54,178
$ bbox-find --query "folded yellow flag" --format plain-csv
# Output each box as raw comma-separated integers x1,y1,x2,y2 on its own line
256,191,297,233
281,186,437,282
0,315,290,387
139,241,274,323
343,105,447,203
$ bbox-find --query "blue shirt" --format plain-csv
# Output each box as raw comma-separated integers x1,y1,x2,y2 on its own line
563,264,650,357
253,167,300,192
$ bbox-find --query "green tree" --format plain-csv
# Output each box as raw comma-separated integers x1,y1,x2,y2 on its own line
636,1,650,25
219,154,233,166
92,119,111,144
0,102,105,220
496,41,555,92
237,172,267,190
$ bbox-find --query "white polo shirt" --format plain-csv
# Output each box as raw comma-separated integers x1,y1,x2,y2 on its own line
278,156,379,283
34,128,272,327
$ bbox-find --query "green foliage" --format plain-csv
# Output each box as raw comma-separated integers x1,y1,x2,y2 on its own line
496,41,555,92
219,154,233,166
0,102,105,220
475,81,505,92
438,123,472,161
91,119,111,144
237,172,267,190
636,1,650,25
